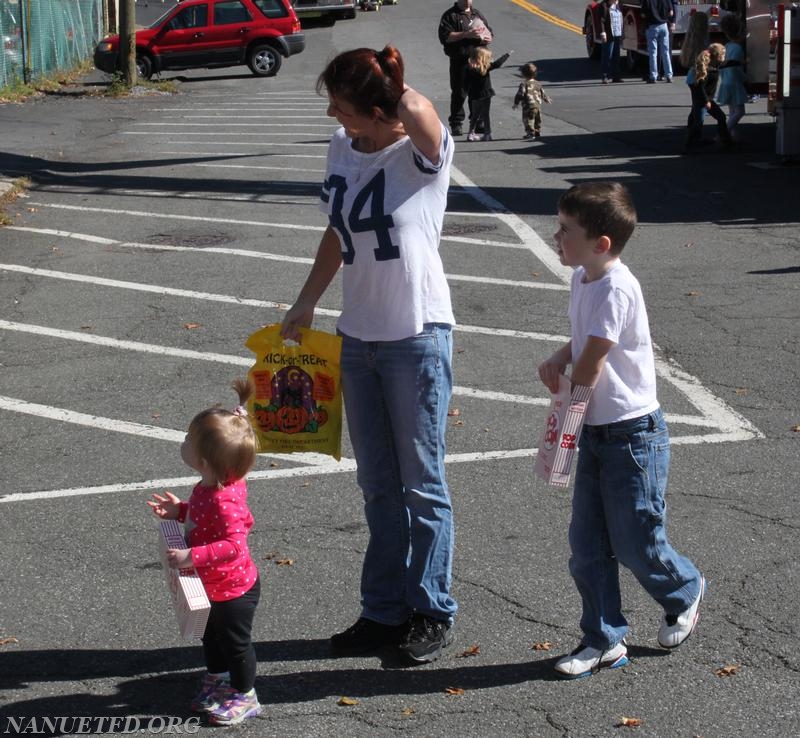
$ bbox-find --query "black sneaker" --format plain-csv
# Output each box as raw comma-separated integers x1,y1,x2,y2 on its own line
450,125,463,136
398,614,453,663
330,617,410,655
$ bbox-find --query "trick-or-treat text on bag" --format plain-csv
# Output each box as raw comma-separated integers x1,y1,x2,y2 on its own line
245,324,343,460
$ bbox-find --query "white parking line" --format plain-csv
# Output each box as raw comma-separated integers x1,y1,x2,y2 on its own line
0,264,569,342
6,226,567,291
0,318,561,412
23,203,553,251
192,163,327,173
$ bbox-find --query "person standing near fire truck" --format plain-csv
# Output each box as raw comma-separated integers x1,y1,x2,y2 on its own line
641,0,677,83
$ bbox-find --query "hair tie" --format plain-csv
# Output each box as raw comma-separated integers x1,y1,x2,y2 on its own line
234,405,248,417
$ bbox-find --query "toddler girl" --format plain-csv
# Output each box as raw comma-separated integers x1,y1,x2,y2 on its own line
466,45,511,141
148,379,261,727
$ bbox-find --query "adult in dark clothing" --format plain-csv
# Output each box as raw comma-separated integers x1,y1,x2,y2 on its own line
640,0,677,83
438,0,493,136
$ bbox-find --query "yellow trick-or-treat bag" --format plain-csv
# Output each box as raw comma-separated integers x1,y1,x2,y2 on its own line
245,324,343,460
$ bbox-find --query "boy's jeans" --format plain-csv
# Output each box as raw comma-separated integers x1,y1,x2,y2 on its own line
569,408,701,649
340,324,458,626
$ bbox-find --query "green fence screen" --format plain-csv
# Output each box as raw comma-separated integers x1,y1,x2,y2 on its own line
1,0,105,88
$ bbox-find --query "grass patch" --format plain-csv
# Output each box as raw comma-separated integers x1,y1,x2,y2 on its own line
0,61,177,102
105,72,178,97
0,177,32,226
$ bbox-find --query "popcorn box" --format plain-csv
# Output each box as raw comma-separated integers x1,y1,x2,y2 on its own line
469,17,493,43
158,520,210,640
535,375,592,488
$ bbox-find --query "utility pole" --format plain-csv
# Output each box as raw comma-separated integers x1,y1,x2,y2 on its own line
118,0,138,87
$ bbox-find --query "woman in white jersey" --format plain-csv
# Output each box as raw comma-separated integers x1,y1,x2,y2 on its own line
280,46,457,664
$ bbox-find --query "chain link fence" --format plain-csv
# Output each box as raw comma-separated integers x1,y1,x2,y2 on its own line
1,0,106,88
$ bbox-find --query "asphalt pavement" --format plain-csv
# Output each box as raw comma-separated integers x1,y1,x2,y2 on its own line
1,1,799,737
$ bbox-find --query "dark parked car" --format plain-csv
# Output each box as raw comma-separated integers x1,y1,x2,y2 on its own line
94,0,305,79
291,1,356,24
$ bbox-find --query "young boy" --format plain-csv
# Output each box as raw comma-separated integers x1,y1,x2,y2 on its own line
538,182,704,679
512,62,551,140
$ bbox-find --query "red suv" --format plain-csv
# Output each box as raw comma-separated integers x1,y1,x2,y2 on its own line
94,0,305,79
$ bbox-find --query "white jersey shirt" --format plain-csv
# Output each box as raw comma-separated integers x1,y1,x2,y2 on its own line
320,124,456,342
569,262,660,426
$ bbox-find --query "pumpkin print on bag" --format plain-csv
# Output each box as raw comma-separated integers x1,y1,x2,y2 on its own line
245,324,343,459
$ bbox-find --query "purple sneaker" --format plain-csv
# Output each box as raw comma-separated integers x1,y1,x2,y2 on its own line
209,688,261,726
189,673,229,713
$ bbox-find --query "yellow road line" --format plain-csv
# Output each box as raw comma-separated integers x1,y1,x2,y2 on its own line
509,0,584,35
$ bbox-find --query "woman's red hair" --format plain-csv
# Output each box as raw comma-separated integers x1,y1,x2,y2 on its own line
317,46,405,119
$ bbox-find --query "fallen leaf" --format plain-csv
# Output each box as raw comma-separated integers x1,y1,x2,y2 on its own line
792,425,800,432
530,641,552,651
337,696,358,706
27,207,36,212
531,271,540,278
300,482,310,487
715,664,740,677
51,246,61,253
269,462,279,468
734,387,748,396
617,716,643,728
447,408,460,417
263,551,280,560
455,420,464,426
685,291,701,297
275,558,294,566
151,413,161,419
401,707,414,717
0,637,19,646
444,687,465,696
684,241,694,248
183,322,203,330
456,348,465,354
457,644,480,658
80,326,93,331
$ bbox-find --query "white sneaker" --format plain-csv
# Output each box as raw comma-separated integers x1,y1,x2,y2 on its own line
554,641,628,678
658,576,705,649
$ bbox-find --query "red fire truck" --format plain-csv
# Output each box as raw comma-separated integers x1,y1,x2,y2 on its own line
583,1,739,70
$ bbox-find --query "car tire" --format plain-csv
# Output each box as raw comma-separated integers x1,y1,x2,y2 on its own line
248,44,282,77
136,53,153,80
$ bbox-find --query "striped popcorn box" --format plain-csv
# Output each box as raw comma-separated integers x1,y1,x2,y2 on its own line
158,520,211,640
535,375,592,488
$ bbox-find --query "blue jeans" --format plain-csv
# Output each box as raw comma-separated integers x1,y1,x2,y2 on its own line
340,324,457,625
601,36,621,80
568,409,701,649
645,22,672,81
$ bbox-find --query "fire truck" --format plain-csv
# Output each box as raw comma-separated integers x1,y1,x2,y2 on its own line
584,1,800,158
583,1,740,70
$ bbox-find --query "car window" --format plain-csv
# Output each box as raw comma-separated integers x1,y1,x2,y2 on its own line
214,0,253,25
167,4,209,30
252,0,289,19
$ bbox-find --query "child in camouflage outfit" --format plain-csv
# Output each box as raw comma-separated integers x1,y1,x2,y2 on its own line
513,63,552,140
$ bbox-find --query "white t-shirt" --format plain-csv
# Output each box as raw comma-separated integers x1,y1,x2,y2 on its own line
320,124,456,341
569,262,660,425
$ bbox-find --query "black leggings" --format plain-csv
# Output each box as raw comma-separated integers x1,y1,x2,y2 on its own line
202,578,260,692
468,95,492,135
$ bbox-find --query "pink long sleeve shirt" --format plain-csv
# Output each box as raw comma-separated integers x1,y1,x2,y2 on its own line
178,478,259,602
